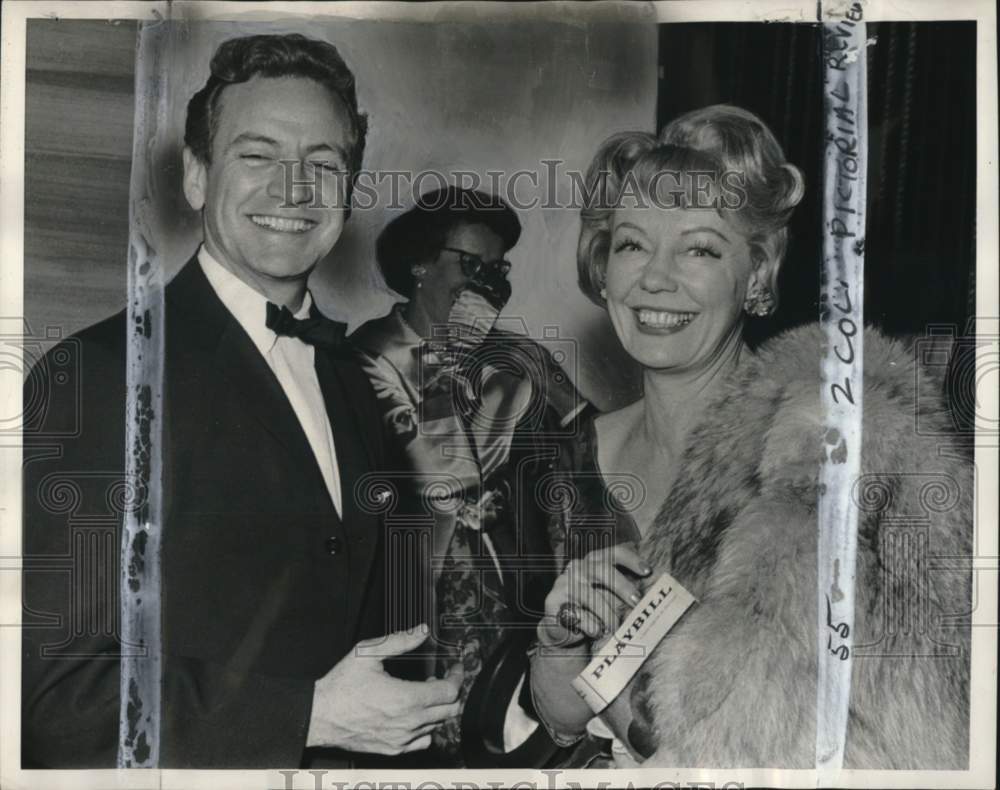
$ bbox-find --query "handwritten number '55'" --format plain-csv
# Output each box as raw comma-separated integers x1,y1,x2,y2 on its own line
826,595,850,661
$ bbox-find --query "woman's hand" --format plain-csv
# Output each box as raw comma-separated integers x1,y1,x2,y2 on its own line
529,542,652,743
538,542,652,648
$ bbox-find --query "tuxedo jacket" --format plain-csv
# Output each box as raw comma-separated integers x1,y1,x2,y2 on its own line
22,259,404,768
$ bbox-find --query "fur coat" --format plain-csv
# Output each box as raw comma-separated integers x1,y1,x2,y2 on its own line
633,324,972,769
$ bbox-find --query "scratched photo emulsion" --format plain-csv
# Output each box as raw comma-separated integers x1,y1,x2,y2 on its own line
10,4,988,785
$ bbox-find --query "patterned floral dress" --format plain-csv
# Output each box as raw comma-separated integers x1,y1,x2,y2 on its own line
351,307,588,764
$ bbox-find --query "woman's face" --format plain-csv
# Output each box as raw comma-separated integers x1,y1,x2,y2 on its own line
416,222,507,326
605,202,759,373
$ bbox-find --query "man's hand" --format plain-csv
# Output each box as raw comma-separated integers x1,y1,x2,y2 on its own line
306,626,461,755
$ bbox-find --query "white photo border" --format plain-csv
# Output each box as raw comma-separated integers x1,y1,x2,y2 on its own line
1,2,995,788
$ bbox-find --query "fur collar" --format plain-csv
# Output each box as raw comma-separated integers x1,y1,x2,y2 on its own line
636,323,971,768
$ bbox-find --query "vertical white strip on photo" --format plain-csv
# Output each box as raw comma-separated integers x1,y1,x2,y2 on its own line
817,0,868,773
119,15,169,769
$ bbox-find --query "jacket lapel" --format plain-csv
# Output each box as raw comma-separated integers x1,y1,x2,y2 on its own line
166,257,337,518
220,327,335,511
314,350,381,639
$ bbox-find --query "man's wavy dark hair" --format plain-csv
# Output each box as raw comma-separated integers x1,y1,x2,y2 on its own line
184,33,368,190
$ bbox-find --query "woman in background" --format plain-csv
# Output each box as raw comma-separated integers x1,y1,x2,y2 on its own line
351,187,588,765
529,105,972,768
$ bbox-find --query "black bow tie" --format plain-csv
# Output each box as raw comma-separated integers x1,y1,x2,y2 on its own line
265,302,346,350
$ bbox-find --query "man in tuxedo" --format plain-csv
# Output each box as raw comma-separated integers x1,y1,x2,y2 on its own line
22,33,457,768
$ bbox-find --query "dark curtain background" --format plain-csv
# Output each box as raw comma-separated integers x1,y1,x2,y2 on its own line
657,22,977,431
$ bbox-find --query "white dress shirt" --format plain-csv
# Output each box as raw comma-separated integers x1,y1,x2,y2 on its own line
198,247,343,517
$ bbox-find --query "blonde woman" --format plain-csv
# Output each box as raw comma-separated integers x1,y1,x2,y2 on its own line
529,105,971,768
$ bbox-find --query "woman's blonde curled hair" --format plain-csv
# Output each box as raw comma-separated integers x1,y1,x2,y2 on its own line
577,104,805,307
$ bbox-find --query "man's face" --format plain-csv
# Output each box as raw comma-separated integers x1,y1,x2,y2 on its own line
183,75,352,293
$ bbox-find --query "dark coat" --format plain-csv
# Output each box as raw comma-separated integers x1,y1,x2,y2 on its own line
22,259,400,768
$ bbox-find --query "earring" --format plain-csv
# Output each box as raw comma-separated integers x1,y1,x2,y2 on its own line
743,280,776,317
412,265,426,289
599,287,607,300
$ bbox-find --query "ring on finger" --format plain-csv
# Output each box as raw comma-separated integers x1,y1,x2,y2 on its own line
557,601,583,633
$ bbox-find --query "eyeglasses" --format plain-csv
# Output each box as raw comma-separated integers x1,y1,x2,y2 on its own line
440,247,512,278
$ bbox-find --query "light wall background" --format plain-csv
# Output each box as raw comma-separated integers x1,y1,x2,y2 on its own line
25,11,658,408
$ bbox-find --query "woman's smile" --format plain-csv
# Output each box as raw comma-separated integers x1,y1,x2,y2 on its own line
632,308,698,333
